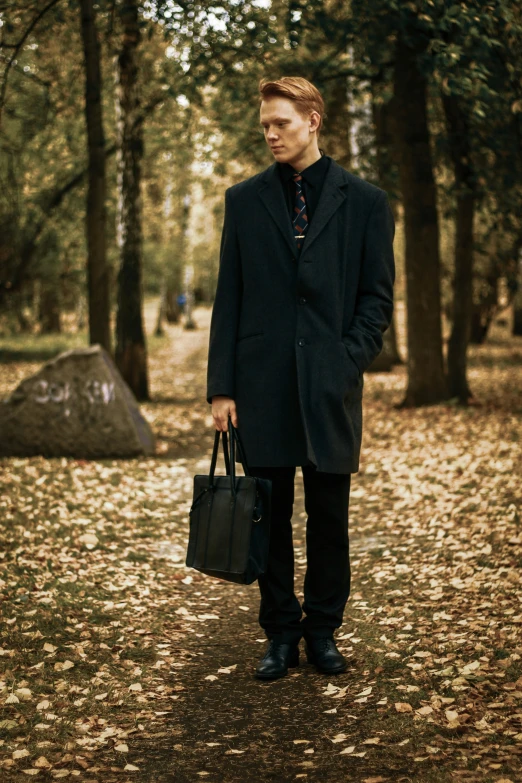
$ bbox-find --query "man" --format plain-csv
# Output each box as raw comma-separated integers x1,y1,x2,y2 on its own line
207,76,395,680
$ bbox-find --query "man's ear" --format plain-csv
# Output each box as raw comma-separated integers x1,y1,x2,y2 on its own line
309,110,321,133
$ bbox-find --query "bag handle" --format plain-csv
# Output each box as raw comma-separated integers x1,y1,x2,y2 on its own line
229,414,251,477
208,415,251,496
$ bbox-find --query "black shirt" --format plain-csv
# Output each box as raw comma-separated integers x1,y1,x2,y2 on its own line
278,152,331,225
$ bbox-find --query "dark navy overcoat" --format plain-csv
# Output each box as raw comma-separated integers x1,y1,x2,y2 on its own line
206,156,395,474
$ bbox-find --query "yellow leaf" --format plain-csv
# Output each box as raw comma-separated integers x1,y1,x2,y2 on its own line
34,757,52,768
114,743,128,753
124,764,140,771
395,702,413,713
13,749,30,759
54,660,74,672
339,746,356,755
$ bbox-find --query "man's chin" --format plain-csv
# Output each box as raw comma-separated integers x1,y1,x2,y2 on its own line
272,149,292,164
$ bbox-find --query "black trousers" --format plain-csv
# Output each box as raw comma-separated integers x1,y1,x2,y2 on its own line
249,463,352,647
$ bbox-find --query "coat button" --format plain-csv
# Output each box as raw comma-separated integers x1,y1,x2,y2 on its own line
299,297,307,305
298,338,306,346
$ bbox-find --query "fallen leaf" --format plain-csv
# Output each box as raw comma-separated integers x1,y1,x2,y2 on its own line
34,757,52,768
0,720,18,729
15,688,32,701
54,660,74,672
78,533,98,548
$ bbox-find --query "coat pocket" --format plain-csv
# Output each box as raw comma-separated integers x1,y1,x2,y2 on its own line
339,341,360,380
236,332,265,346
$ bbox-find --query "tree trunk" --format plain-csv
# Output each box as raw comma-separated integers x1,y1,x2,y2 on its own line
512,249,522,336
371,84,402,368
39,284,62,334
113,0,149,401
155,281,166,336
165,289,181,323
514,281,522,336
392,35,447,405
325,76,352,169
79,0,111,353
442,93,475,403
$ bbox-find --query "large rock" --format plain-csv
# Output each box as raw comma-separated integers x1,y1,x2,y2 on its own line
0,345,155,458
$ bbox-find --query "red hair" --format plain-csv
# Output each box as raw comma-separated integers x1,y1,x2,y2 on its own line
259,76,325,135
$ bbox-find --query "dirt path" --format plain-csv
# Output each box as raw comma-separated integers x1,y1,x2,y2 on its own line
1,307,521,783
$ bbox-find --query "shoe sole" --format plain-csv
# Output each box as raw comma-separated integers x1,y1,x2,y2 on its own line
255,655,299,680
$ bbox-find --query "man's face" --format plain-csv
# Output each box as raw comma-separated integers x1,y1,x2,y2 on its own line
259,96,319,166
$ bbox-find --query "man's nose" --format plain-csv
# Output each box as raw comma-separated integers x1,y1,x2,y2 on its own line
267,127,278,140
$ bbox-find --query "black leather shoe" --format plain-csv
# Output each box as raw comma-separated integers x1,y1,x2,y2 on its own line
255,640,300,680
305,637,347,674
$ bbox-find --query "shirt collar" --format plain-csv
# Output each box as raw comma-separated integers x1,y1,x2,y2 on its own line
278,152,330,187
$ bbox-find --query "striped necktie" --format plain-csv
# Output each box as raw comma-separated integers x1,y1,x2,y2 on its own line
292,172,308,251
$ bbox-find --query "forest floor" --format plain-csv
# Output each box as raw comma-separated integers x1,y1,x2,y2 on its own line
0,304,522,783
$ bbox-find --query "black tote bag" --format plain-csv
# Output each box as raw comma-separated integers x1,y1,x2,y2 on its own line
186,414,272,584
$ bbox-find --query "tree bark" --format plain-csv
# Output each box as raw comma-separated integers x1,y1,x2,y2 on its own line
38,283,62,334
113,0,149,401
392,35,447,405
325,76,352,169
79,0,111,353
470,267,499,344
514,266,522,336
442,93,475,403
371,84,402,368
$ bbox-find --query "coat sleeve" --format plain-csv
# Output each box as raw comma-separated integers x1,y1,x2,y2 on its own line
342,190,395,375
206,187,243,405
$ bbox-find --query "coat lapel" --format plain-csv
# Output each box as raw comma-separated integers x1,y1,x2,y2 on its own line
299,160,348,254
257,163,298,260
257,158,349,261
